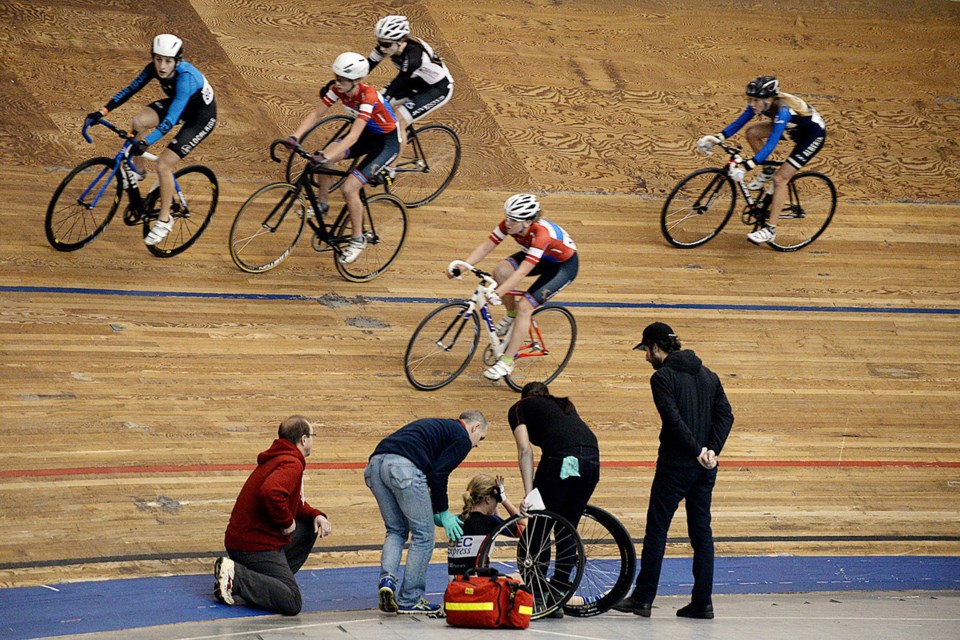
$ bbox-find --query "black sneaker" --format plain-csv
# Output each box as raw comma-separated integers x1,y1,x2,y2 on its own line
676,602,714,619
612,595,652,617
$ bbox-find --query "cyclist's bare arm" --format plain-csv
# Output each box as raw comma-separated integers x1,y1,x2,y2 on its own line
448,239,497,278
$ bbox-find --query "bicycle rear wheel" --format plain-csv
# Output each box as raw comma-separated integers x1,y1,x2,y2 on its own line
769,171,837,251
332,193,407,282
286,115,357,187
386,124,461,207
228,182,306,273
564,505,637,617
661,168,736,248
404,302,480,390
476,511,585,620
45,157,121,251
505,305,577,392
143,165,218,257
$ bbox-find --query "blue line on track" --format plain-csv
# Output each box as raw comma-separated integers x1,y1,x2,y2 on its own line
3,284,959,315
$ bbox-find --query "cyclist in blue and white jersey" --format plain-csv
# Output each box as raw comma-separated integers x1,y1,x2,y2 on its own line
697,76,826,245
86,34,216,246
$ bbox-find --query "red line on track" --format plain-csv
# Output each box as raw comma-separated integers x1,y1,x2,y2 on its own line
1,459,957,478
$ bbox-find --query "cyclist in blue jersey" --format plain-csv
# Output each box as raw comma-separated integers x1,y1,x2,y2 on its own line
697,76,826,246
86,34,217,246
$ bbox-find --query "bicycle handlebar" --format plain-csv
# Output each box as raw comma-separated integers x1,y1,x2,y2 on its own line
269,139,350,178
81,118,158,171
447,260,497,288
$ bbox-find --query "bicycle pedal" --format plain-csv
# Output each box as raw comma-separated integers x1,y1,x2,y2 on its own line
122,207,142,226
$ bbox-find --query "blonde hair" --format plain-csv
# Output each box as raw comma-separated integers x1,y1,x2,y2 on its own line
460,474,498,522
774,92,811,117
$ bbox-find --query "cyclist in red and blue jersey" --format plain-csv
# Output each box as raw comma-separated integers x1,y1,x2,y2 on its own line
86,34,217,246
284,52,400,264
449,194,578,381
698,76,826,245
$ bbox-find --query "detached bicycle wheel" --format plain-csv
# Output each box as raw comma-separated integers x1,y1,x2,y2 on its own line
769,171,837,251
386,124,461,207
229,182,306,273
143,165,218,257
404,302,480,390
505,305,577,392
661,168,736,248
564,505,637,617
332,193,407,282
286,115,357,187
45,157,121,251
476,511,585,620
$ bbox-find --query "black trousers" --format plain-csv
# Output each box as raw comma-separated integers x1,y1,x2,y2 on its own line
634,463,717,606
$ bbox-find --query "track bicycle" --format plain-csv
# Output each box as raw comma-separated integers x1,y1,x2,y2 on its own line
229,139,408,282
403,260,576,392
45,118,218,256
475,505,635,619
661,140,836,251
285,114,461,207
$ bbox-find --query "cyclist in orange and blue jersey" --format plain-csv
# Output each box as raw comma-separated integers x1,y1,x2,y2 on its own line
449,194,578,381
697,76,826,246
283,53,400,265
86,34,216,246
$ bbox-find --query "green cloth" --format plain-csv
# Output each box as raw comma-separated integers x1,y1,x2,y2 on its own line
560,455,581,479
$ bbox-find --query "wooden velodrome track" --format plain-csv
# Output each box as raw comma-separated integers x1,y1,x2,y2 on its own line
0,0,958,589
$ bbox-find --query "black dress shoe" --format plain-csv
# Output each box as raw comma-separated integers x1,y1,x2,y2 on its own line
676,603,714,619
612,596,652,617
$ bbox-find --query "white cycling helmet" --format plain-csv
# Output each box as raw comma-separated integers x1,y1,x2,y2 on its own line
374,15,411,41
152,34,183,59
504,193,541,221
332,52,369,80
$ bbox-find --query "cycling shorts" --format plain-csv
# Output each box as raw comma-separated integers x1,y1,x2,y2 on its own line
148,98,217,159
785,129,825,170
506,251,579,307
389,80,453,122
346,127,401,185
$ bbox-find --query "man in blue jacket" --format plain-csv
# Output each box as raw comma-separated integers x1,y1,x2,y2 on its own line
615,322,734,620
365,411,488,614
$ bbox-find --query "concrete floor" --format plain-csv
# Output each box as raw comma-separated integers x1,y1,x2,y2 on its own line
43,590,960,640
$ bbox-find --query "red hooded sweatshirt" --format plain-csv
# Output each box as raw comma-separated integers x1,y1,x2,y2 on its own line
224,438,325,552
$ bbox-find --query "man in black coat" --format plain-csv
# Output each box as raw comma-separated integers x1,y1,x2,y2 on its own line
614,322,734,620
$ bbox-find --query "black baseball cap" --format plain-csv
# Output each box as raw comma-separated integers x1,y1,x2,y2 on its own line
633,322,676,350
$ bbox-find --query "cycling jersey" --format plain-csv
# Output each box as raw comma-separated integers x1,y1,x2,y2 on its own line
105,61,215,146
489,219,577,267
368,38,453,99
722,98,826,166
320,80,398,134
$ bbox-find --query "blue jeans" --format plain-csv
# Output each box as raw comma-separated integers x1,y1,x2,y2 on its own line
634,463,717,607
364,453,436,606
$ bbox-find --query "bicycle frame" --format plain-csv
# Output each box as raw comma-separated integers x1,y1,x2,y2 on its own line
77,118,159,211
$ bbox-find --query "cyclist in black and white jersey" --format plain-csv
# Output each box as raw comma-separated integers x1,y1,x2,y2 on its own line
367,15,454,136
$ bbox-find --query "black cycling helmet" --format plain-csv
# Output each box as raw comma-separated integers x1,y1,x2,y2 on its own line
746,76,779,98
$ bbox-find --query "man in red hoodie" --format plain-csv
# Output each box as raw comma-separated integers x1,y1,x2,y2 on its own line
214,415,332,615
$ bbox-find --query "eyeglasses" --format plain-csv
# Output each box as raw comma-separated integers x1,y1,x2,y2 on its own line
377,40,398,49
306,432,316,438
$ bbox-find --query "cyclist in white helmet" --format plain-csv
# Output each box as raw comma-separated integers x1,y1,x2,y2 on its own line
367,15,454,134
282,52,400,264
86,34,217,246
448,194,579,381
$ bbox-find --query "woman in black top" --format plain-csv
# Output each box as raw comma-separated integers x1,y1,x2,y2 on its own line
507,382,600,531
447,474,520,579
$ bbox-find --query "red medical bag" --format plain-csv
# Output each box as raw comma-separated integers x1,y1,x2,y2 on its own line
444,567,534,629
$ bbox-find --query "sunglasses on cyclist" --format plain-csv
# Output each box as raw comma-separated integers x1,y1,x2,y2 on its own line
377,40,399,49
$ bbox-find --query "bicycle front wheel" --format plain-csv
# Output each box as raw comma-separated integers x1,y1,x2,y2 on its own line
229,182,306,273
505,305,577,392
286,115,357,187
143,165,218,257
45,157,121,251
333,193,407,282
564,505,637,617
769,171,837,251
404,302,480,390
661,168,736,248
386,124,461,207
476,511,585,620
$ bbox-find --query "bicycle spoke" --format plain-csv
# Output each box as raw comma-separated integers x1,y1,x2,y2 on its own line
769,172,836,251
404,302,479,390
145,165,218,257
45,158,121,251
506,306,576,392
386,124,460,207
229,183,305,273
660,168,735,247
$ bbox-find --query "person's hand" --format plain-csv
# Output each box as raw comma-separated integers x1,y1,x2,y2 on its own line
436,510,463,542
494,475,507,503
728,162,745,183
314,514,332,537
487,291,502,306
446,266,461,279
129,139,149,157
310,152,328,165
280,135,299,151
697,447,717,469
518,498,532,517
86,108,106,125
697,134,720,155
281,520,296,536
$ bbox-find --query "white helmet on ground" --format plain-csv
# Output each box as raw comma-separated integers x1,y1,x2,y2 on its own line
504,193,541,221
332,52,369,80
152,34,183,59
375,15,411,41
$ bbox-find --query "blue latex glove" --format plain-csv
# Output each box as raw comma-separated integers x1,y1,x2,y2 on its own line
436,510,463,542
